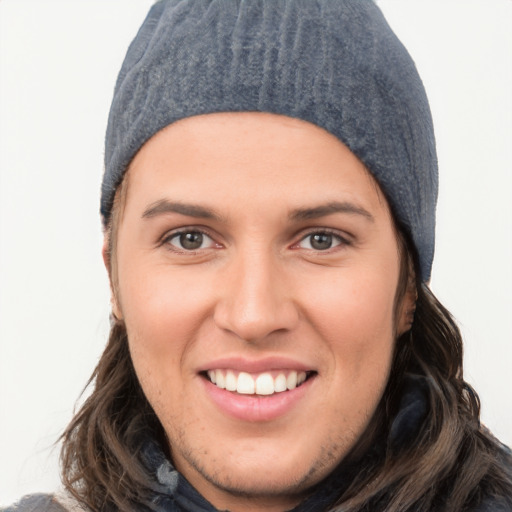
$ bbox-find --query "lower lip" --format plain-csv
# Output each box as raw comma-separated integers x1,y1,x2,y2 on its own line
201,375,315,422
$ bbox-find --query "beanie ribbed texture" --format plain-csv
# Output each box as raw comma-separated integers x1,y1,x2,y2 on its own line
103,0,438,281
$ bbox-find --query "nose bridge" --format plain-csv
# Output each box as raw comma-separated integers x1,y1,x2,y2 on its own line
214,242,298,342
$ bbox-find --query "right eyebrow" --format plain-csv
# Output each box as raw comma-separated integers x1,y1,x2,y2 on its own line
142,199,224,221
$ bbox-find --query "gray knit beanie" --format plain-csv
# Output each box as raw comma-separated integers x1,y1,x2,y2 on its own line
102,0,438,282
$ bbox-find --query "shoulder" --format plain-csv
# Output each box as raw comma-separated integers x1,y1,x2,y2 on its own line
1,491,87,512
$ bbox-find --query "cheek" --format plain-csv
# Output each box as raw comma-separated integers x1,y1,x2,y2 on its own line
117,262,215,385
117,266,216,432
311,265,397,335
120,260,209,334
304,263,398,388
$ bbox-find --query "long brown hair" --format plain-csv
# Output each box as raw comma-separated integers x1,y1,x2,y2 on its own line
60,179,512,511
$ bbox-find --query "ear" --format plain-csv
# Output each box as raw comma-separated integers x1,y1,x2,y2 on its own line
102,236,123,321
396,260,418,337
101,236,110,272
397,286,416,336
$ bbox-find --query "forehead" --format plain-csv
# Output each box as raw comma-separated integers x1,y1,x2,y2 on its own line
123,112,388,217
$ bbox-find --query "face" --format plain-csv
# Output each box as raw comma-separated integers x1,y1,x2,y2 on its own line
109,113,413,512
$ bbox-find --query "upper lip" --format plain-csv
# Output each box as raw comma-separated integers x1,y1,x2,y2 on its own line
197,356,315,374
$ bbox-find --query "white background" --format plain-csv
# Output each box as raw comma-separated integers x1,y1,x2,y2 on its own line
0,0,511,505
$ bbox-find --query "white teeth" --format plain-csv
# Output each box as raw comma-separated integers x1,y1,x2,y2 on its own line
255,373,274,395
225,370,237,391
207,369,310,395
215,370,226,389
274,373,287,392
286,372,297,390
237,372,255,394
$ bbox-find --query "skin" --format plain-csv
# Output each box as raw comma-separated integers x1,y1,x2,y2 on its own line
106,112,414,512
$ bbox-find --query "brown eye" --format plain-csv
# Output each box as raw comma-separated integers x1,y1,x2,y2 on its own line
167,231,214,251
298,232,344,251
310,233,333,250
180,232,204,250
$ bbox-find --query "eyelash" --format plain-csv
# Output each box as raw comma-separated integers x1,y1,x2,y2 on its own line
160,227,351,254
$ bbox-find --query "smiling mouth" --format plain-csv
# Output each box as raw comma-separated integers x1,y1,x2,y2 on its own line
203,369,315,396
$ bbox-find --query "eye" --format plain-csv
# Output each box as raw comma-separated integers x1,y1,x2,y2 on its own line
165,230,216,251
297,232,345,251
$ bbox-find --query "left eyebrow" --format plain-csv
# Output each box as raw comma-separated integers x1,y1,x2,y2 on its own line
142,199,223,221
289,201,375,222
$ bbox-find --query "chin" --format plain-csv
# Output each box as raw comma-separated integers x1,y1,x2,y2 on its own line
185,455,318,504
174,431,351,504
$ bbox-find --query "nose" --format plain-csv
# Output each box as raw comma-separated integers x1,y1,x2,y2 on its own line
213,250,299,343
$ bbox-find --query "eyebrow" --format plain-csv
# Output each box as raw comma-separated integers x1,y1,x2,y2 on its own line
142,199,223,221
289,201,375,222
142,199,374,223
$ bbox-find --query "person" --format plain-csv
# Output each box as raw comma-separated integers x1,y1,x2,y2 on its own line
3,1,511,511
